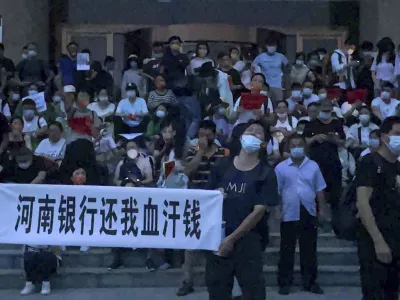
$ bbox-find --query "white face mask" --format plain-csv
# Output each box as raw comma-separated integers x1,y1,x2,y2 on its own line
266,46,277,54
126,90,136,98
318,93,327,100
295,60,304,66
28,50,37,57
348,49,355,55
12,94,20,101
22,53,28,60
302,88,313,97
381,91,391,100
53,95,62,102
291,90,301,98
18,162,31,169
156,110,166,118
217,107,226,115
290,147,305,159
240,135,262,154
277,113,287,119
386,135,400,156
359,114,370,124
99,96,109,103
28,90,38,96
319,54,325,60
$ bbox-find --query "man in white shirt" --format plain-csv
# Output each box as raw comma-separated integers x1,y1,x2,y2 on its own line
371,82,400,121
331,39,359,90
275,134,327,296
287,82,303,113
252,38,288,105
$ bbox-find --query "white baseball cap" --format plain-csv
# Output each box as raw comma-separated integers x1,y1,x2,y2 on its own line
63,85,76,93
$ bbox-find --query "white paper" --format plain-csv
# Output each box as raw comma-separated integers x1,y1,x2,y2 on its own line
77,53,90,71
22,92,47,113
0,16,2,43
0,184,223,250
119,133,143,140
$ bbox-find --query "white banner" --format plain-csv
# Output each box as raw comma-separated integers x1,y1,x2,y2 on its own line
0,184,223,251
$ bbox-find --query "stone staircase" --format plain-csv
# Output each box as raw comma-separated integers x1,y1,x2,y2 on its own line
0,232,360,290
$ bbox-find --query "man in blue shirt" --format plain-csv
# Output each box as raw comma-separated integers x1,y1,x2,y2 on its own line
252,37,288,106
57,41,79,87
275,134,327,296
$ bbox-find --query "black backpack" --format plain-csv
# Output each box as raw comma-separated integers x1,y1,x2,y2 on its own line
332,153,382,241
119,158,144,183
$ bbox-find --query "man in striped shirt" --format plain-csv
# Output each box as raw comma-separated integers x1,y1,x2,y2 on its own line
176,120,229,296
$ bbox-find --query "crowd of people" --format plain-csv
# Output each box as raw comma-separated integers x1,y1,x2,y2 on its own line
0,33,400,299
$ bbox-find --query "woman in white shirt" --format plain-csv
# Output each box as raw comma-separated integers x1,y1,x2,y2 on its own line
232,73,273,126
290,52,314,85
88,88,116,121
115,83,149,136
371,82,400,121
35,122,66,162
189,42,214,75
271,100,298,144
371,37,397,94
230,48,246,74
346,106,379,150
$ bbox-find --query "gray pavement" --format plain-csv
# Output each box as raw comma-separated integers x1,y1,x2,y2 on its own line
0,287,362,299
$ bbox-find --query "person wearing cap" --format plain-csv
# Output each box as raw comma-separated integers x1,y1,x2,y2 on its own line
160,36,190,89
121,54,147,99
115,83,149,137
303,99,346,213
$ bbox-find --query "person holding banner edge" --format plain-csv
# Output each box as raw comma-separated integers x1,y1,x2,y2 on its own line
205,120,279,300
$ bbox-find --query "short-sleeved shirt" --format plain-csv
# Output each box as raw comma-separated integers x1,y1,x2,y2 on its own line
355,153,400,244
206,159,278,235
371,97,400,120
34,138,66,161
347,122,379,147
116,97,148,127
186,146,229,189
371,54,396,82
22,116,47,134
0,56,15,78
252,52,288,88
16,58,46,82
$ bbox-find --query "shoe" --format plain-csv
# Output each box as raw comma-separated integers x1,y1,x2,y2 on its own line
278,286,290,295
20,282,35,295
304,283,324,294
108,260,124,271
40,281,51,295
80,246,90,252
176,280,194,296
158,262,172,270
145,258,157,272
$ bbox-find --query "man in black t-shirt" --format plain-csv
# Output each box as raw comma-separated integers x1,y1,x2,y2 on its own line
304,100,345,207
356,116,400,299
0,112,10,161
0,43,15,92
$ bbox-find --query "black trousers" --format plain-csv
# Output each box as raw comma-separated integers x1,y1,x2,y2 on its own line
113,116,149,141
278,205,318,288
205,232,265,300
358,225,400,300
24,250,57,283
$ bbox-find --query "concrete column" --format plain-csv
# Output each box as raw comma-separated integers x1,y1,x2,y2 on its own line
0,0,49,62
360,0,400,46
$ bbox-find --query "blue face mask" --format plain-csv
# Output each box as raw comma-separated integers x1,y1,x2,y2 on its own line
319,111,331,120
290,147,305,159
369,138,380,149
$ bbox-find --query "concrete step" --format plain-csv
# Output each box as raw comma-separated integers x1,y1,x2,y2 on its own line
0,246,358,269
0,266,360,290
269,233,355,248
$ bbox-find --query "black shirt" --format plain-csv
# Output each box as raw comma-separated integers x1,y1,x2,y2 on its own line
0,113,10,150
303,118,345,170
143,58,162,92
16,58,47,82
161,52,189,88
0,156,46,183
355,153,400,245
207,158,278,235
0,56,15,77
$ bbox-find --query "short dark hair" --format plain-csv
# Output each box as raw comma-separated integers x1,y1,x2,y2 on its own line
0,43,4,51
291,82,302,89
297,120,310,127
49,121,64,132
276,100,289,108
196,41,210,56
295,52,305,60
81,48,91,55
168,36,182,44
152,41,164,48
380,116,400,135
67,41,79,48
217,52,229,60
382,82,394,89
345,38,356,46
199,120,217,134
360,41,374,51
22,99,36,107
229,47,240,55
10,116,24,126
288,133,306,146
370,129,381,138
316,48,327,54
104,56,115,65
308,102,320,109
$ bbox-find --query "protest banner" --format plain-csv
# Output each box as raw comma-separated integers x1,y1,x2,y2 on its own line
77,53,90,71
22,92,47,113
0,184,223,251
